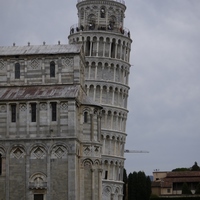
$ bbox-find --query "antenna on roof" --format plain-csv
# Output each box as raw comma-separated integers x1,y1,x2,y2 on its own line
28,42,30,46
58,41,60,45
13,43,15,46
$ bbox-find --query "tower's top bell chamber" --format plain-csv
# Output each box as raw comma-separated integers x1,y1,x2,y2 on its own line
70,0,130,38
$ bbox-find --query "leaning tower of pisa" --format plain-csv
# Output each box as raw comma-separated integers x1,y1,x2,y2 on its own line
68,0,132,199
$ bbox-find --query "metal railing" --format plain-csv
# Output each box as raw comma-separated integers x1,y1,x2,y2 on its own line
77,0,125,5
69,23,130,38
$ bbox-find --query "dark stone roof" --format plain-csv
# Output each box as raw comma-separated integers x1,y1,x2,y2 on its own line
0,85,80,100
0,84,102,108
0,44,82,56
167,171,200,178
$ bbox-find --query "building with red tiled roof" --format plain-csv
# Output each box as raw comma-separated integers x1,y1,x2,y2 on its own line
152,171,200,196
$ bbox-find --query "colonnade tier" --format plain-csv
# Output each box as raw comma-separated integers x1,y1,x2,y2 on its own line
102,158,125,182
85,84,129,109
84,61,130,86
101,133,125,157
68,33,132,63
101,110,127,132
101,131,126,144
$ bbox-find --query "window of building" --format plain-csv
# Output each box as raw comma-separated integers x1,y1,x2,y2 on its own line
31,103,36,122
100,7,105,18
111,41,116,58
34,194,44,200
50,61,55,77
86,39,91,56
80,8,84,19
0,154,2,175
51,102,57,121
84,112,88,123
15,63,20,79
105,170,108,179
167,188,171,193
11,104,16,122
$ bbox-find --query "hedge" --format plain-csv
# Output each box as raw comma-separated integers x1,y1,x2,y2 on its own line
150,197,200,200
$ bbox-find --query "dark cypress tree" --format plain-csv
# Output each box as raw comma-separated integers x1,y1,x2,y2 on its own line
195,182,200,194
127,171,151,200
123,169,128,200
191,162,200,171
128,172,138,200
146,176,152,200
132,172,138,200
128,173,133,200
182,182,192,195
137,171,147,200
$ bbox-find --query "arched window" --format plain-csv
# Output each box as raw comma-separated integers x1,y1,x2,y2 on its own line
104,170,108,179
88,14,96,30
111,39,116,58
51,102,57,121
11,104,16,122
84,112,88,123
86,38,91,56
100,7,105,18
80,8,84,19
109,15,116,30
15,63,20,79
0,154,2,175
31,103,37,122
50,61,55,77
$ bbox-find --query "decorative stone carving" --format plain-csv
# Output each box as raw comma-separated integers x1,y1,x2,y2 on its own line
83,159,92,167
84,146,91,156
30,59,40,69
61,102,68,110
20,104,26,112
0,105,6,113
0,60,5,70
51,145,68,159
83,145,101,157
103,186,112,197
40,103,47,110
63,57,73,67
10,147,25,159
29,173,47,189
94,146,100,156
31,146,46,159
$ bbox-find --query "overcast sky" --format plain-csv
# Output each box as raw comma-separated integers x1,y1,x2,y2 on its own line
0,0,200,176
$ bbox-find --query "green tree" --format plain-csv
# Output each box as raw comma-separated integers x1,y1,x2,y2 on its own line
150,194,159,198
146,176,152,199
182,182,192,195
123,169,128,200
128,173,134,200
172,168,189,172
137,171,147,200
127,171,151,200
195,182,200,194
191,162,200,171
132,172,138,200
